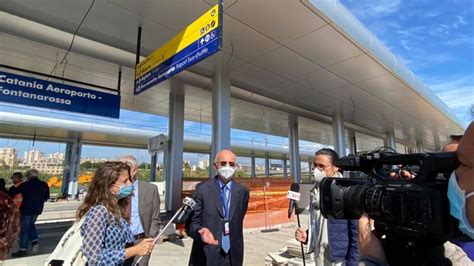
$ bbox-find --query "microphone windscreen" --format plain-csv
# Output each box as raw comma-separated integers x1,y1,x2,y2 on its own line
290,183,300,192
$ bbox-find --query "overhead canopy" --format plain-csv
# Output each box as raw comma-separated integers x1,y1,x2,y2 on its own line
0,0,464,151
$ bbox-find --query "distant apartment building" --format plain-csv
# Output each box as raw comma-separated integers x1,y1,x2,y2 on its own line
80,157,109,164
22,149,44,166
270,163,283,171
197,160,210,170
238,164,251,172
30,162,64,175
48,152,65,164
0,147,18,167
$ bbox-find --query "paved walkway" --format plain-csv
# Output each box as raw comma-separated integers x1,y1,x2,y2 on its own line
3,223,303,266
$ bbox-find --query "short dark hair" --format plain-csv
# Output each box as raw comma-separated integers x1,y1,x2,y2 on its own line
315,148,339,164
450,135,463,142
11,172,22,180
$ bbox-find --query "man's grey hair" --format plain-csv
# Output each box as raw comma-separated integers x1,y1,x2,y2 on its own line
26,169,39,179
118,155,138,168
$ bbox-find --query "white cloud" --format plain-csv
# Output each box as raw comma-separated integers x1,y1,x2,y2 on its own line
452,15,468,29
443,35,474,46
343,0,401,19
428,75,474,111
400,40,411,51
457,16,467,25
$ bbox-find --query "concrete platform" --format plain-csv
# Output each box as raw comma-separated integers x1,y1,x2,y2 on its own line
3,223,302,266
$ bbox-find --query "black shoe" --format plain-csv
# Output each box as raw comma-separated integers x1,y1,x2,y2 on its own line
31,242,40,253
12,250,28,257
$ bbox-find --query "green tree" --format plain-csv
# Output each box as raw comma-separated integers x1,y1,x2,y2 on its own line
139,162,150,169
80,161,93,169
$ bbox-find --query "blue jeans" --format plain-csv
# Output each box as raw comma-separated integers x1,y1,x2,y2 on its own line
19,214,39,250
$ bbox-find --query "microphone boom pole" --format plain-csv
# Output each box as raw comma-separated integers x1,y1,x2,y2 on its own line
134,197,195,265
294,202,305,266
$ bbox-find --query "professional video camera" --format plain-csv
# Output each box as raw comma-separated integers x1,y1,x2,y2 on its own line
319,151,459,264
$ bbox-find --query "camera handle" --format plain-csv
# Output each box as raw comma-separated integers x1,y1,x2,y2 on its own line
383,237,450,265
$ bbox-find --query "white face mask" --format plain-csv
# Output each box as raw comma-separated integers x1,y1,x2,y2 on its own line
448,171,474,238
218,165,235,180
313,168,326,183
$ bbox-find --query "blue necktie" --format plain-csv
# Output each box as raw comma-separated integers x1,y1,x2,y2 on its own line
221,185,230,253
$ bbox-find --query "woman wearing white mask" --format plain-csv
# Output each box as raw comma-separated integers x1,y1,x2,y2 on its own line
295,148,359,266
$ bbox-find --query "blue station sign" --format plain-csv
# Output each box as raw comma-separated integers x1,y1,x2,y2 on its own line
134,5,221,95
0,71,121,118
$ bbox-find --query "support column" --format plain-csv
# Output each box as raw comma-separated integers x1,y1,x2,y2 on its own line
347,129,356,155
165,86,185,211
150,153,157,182
283,157,288,178
211,53,231,177
386,131,397,150
265,152,270,178
416,141,424,153
433,131,441,151
332,113,347,156
61,142,73,196
308,161,312,176
66,137,82,200
288,114,301,182
251,155,256,178
209,153,213,178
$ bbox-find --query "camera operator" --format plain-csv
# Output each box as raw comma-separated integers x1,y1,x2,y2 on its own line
358,122,474,265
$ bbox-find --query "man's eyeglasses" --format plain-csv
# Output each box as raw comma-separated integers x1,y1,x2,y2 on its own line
218,161,236,167
313,163,329,170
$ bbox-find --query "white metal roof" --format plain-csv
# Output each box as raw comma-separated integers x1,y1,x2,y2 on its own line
0,0,464,151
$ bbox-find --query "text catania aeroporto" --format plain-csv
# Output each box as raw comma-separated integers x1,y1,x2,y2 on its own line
0,75,98,100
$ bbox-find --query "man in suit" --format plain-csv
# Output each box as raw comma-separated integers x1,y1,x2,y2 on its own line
119,155,161,266
187,149,250,266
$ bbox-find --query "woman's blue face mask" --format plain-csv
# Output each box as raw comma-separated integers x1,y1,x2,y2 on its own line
448,171,474,239
114,183,133,199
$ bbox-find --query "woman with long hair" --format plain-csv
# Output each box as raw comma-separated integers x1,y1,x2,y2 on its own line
77,161,154,265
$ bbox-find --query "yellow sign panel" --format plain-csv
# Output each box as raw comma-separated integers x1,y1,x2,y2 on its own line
135,4,220,79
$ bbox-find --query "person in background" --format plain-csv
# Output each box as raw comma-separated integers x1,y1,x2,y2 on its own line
295,148,359,266
444,134,463,152
9,172,23,208
0,178,7,194
77,161,154,265
187,149,250,266
0,191,20,262
9,169,49,257
358,122,474,265
118,155,161,266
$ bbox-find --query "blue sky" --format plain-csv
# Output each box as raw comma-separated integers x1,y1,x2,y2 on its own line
339,0,473,124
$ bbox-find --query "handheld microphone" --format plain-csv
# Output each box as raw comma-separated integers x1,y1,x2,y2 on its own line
287,183,305,265
287,183,300,218
134,196,196,265
175,196,197,224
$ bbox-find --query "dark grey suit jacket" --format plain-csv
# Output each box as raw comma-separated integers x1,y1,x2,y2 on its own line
187,177,249,266
138,180,161,238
